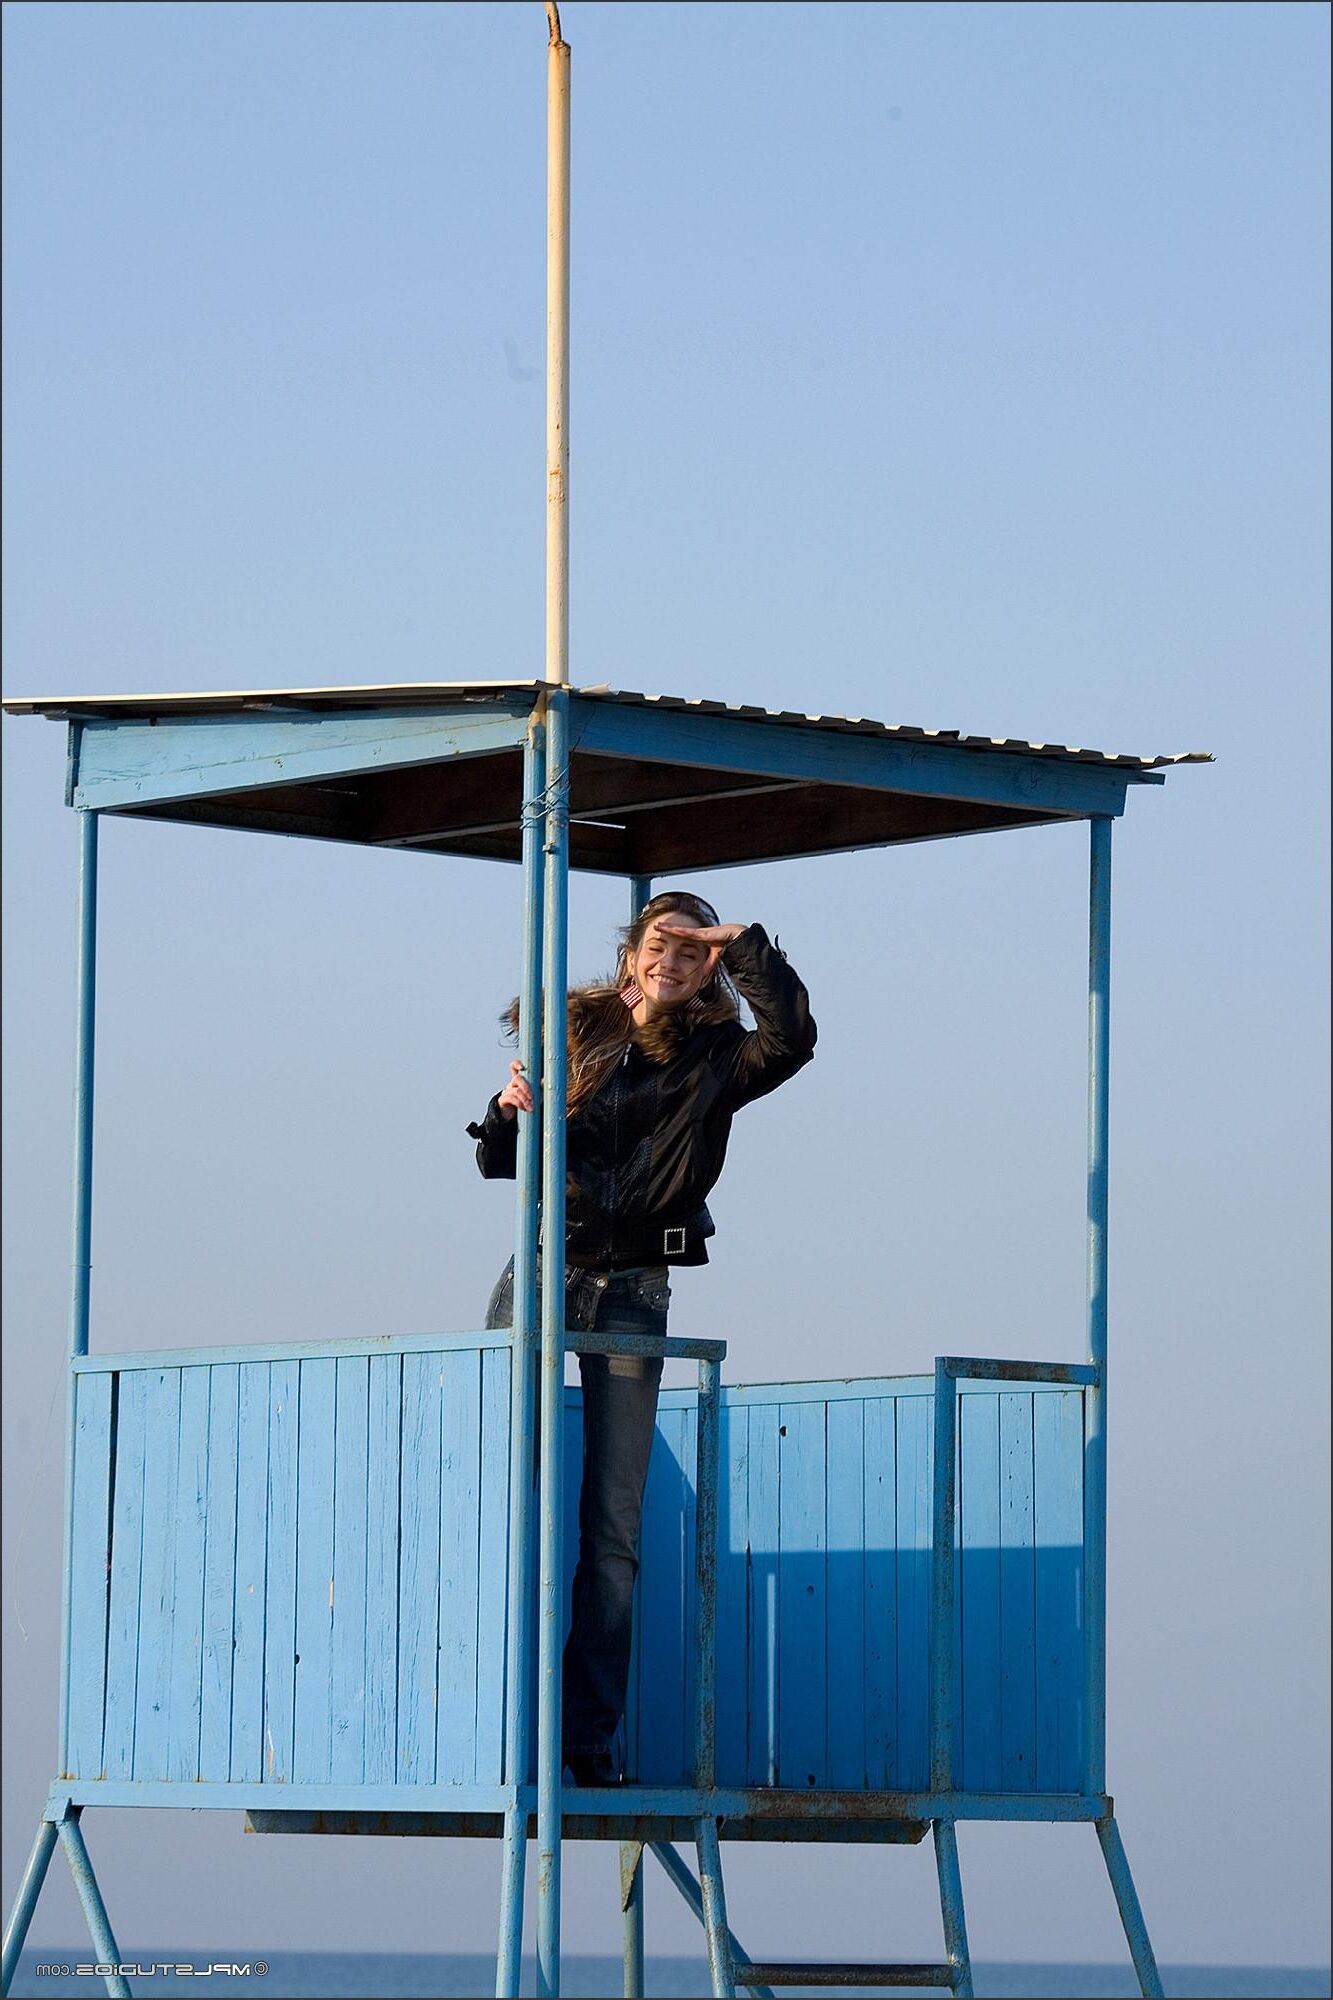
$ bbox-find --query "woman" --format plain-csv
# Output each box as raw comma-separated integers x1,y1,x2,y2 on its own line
467,890,816,1786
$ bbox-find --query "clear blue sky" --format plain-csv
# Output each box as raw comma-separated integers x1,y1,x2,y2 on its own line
3,0,1328,1974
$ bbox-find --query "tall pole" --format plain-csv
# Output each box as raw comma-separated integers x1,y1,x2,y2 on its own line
546,1,570,691
496,715,547,2000
536,689,570,2000
536,8,571,1995
1084,815,1111,1796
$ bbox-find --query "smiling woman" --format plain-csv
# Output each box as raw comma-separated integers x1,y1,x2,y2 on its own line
465,887,817,1785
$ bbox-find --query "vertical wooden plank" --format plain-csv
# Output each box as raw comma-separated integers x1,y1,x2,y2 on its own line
363,1353,401,1784
960,1390,1002,1791
714,1399,749,1786
103,1369,148,1780
133,1367,181,1779
230,1363,270,1783
199,1365,239,1782
637,1405,687,1783
1034,1389,1085,1792
437,1349,482,1783
166,1366,211,1781
396,1349,442,1783
262,1358,299,1784
862,1394,897,1789
67,1370,114,1780
999,1391,1037,1791
330,1356,370,1785
777,1400,827,1790
293,1358,337,1784
745,1402,780,1787
894,1393,932,1791
825,1395,865,1789
473,1345,511,1785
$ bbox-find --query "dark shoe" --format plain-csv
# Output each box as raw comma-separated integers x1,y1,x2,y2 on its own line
563,1749,619,1788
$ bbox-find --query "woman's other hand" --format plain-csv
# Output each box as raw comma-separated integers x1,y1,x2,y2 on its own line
497,1059,535,1121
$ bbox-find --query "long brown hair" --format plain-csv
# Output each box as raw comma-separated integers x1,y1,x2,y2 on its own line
501,891,742,1114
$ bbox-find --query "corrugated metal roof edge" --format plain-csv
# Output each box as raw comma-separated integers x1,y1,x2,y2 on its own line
0,678,1213,771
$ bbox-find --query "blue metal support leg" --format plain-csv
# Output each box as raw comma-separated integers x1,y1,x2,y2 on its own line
495,1806,530,2000
496,709,547,2000
56,1812,131,1999
694,1819,736,2000
2,1816,59,1995
1096,1814,1164,2000
932,1820,973,1999
620,1843,645,1999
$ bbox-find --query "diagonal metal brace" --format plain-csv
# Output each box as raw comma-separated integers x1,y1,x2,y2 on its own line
58,1812,131,1999
648,1841,774,2000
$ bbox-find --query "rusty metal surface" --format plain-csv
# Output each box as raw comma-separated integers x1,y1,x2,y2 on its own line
739,1968,954,1990
0,678,1212,770
244,1808,929,1845
940,1355,1097,1384
619,1841,644,1910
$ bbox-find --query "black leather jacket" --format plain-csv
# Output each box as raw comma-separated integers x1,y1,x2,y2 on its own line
466,924,816,1268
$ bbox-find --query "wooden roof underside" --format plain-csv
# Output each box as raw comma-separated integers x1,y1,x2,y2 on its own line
123,748,1060,872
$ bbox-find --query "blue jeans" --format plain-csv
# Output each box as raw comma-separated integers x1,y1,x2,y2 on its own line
485,1256,669,1773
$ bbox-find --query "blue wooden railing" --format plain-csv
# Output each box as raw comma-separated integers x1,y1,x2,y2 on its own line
61,1335,1089,1810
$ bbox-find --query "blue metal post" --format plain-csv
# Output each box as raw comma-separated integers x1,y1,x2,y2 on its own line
1085,816,1111,1795
2,1818,59,1992
497,712,547,2000
932,1820,974,1999
536,686,571,1998
69,811,98,1361
620,1842,645,1999
58,810,99,1778
621,874,652,1796
1096,1814,1164,2000
56,1813,130,1999
928,1360,958,1792
693,1355,721,1790
694,1818,736,2000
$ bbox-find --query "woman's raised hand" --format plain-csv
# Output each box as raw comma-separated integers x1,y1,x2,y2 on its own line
655,919,747,974
497,1058,535,1122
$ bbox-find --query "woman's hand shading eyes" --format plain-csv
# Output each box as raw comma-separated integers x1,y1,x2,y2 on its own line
654,920,747,974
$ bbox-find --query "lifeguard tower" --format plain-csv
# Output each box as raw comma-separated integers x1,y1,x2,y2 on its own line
2,10,1208,1998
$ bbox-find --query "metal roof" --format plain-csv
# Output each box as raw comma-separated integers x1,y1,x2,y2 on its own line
1,679,1212,771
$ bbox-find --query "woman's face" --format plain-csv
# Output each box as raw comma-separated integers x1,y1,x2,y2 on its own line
628,916,712,1012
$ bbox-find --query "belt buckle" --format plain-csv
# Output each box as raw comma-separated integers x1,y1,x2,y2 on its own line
663,1226,686,1256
